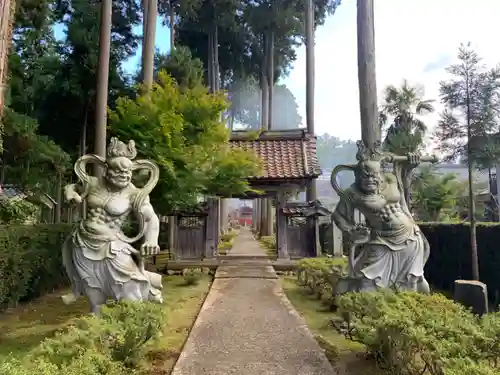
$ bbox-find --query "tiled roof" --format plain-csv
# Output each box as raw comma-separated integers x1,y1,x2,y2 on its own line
230,129,321,181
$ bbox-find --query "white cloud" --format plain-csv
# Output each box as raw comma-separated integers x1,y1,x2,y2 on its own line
284,0,500,141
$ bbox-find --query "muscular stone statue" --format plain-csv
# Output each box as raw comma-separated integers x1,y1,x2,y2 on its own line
62,137,163,313
330,140,437,294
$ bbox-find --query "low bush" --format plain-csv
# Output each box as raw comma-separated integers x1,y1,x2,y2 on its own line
296,257,347,309
337,290,499,375
0,352,126,375
0,224,72,310
183,269,202,286
259,235,275,250
1,300,166,374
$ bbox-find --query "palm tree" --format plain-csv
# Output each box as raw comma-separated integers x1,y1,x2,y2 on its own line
379,80,435,154
379,80,435,208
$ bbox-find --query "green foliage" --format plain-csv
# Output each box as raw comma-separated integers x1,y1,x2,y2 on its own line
296,257,347,308
0,224,72,309
218,231,237,254
0,198,38,224
1,300,165,374
412,166,465,221
259,235,276,250
183,269,202,286
380,80,435,155
155,46,205,89
95,301,167,367
109,71,260,213
1,108,70,192
175,0,341,95
419,222,500,301
0,353,126,375
337,291,497,375
33,300,165,369
435,43,500,166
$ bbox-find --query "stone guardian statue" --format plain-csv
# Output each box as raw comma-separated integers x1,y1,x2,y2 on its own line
330,140,437,294
62,137,163,313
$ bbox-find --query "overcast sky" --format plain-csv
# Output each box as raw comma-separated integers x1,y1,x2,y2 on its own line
123,0,500,142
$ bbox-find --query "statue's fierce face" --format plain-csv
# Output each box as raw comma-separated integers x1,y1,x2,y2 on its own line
357,160,382,194
106,157,133,189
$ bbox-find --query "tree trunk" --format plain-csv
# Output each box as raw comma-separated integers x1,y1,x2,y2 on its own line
169,2,175,51
357,0,379,149
81,109,88,218
207,30,213,89
263,29,274,237
259,33,270,236
268,29,274,128
94,0,112,173
0,0,15,128
143,0,158,88
55,172,62,223
305,0,317,202
141,0,149,71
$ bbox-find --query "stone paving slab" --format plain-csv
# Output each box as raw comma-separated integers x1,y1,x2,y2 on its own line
171,278,336,375
171,229,336,375
215,265,278,279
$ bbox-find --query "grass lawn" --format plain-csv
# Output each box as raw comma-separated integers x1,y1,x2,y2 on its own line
281,276,384,375
0,274,212,374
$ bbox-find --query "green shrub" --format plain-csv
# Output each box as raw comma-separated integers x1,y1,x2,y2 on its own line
337,291,494,375
98,300,166,367
296,257,347,308
183,269,202,286
220,231,237,242
29,300,165,371
259,235,275,249
0,224,72,309
479,312,500,367
443,359,498,375
0,350,128,375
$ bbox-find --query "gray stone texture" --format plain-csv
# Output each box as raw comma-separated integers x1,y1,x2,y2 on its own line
171,229,336,375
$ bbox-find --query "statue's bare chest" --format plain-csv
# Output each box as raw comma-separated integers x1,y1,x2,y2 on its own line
352,181,404,223
87,187,132,217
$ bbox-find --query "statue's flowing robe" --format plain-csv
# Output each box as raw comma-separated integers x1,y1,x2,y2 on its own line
62,222,162,302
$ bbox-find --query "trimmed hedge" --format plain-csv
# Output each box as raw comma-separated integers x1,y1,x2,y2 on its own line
0,300,166,374
337,291,500,375
296,257,347,309
420,223,500,300
0,224,72,309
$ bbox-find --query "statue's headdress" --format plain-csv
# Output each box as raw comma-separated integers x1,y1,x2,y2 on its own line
107,137,137,160
355,140,384,162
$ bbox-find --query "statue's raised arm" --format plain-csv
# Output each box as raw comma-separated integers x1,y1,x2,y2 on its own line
61,137,163,314
330,140,437,295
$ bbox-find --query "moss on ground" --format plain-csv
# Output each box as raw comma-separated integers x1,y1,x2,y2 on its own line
0,275,212,374
281,276,384,375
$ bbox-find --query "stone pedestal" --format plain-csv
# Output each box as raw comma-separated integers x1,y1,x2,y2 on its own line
453,279,488,316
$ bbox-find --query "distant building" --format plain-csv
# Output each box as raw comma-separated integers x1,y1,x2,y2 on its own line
229,205,253,226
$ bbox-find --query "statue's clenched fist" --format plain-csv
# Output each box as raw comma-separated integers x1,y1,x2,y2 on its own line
406,153,420,166
141,242,160,256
